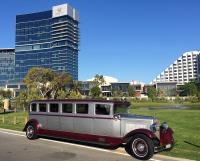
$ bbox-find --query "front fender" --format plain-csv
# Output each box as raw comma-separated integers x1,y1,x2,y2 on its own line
23,119,40,132
123,128,157,143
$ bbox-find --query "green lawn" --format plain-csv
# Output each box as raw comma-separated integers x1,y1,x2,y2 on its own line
129,108,200,161
0,109,200,160
131,101,178,108
0,112,28,131
131,101,200,109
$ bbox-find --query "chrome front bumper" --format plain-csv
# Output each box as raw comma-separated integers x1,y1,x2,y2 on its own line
154,143,174,153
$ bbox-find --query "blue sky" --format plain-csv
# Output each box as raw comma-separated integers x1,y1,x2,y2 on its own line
0,0,200,83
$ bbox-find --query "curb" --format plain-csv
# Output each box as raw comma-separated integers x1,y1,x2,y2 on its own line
0,128,196,161
0,128,24,134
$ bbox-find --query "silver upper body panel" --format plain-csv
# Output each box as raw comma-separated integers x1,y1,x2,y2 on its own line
29,100,155,138
119,114,154,136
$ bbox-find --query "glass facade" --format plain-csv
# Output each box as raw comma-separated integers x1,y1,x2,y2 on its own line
0,49,15,86
15,4,79,83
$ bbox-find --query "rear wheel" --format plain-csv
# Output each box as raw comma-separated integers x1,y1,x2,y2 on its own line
26,124,38,140
125,134,154,160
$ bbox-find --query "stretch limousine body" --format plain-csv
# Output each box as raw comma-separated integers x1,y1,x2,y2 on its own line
24,99,174,160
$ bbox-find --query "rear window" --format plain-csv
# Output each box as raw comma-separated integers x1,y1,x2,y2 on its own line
95,104,111,115
62,103,73,113
39,103,47,112
50,103,59,113
76,104,89,114
31,103,37,112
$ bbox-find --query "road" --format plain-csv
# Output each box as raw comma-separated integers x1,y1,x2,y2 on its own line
0,129,188,161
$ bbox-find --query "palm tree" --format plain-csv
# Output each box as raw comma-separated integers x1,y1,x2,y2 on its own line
71,80,83,95
93,74,105,86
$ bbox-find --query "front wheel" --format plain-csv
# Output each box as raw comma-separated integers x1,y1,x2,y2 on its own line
26,124,38,140
125,134,154,160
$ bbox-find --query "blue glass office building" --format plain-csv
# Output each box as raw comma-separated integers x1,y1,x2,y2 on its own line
0,49,15,86
15,4,79,83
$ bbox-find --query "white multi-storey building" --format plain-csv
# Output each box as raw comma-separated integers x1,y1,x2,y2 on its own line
152,51,200,85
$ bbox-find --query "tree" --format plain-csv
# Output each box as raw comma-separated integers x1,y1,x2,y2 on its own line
24,67,72,99
128,85,136,97
0,95,3,111
90,86,101,98
56,89,68,99
112,89,123,97
93,74,105,86
147,86,157,101
68,91,82,99
0,89,12,98
187,82,198,96
180,82,198,96
15,91,28,111
24,68,55,98
89,74,105,98
26,88,42,102
157,88,163,97
50,72,72,99
70,80,82,95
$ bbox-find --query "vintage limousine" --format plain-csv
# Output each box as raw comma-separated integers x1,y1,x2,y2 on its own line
24,99,174,160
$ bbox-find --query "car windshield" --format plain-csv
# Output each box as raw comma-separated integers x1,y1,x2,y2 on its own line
114,104,130,114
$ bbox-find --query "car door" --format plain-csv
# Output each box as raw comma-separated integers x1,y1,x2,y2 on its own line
92,103,121,138
47,103,60,131
73,103,93,134
60,102,74,132
37,103,48,129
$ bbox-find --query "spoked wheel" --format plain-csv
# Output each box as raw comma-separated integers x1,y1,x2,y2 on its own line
26,124,38,140
125,134,154,160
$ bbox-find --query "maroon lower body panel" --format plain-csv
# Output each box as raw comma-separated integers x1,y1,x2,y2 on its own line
160,128,174,146
38,128,123,147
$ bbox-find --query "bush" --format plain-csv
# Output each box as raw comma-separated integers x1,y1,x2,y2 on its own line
174,96,183,103
188,96,199,103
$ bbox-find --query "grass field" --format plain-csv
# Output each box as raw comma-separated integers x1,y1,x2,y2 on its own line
131,102,178,108
131,101,200,109
0,107,200,160
0,112,28,131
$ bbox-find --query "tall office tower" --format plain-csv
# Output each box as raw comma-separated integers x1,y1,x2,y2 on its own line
152,51,200,85
15,4,79,83
0,49,15,86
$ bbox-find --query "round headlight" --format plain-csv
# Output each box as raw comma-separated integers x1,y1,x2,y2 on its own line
161,122,169,129
151,123,160,132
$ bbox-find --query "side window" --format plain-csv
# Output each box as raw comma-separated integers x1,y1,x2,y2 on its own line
31,103,37,112
62,103,73,113
95,104,111,115
76,104,89,114
50,103,59,113
39,103,47,112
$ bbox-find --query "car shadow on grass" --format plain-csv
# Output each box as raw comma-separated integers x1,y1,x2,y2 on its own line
184,141,200,148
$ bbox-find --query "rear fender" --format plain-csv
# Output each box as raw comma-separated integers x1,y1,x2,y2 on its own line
23,119,40,132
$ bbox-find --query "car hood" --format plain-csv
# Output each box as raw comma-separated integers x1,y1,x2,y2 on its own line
119,113,155,120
